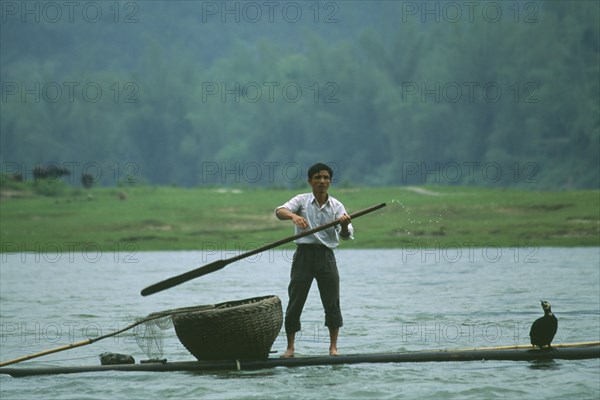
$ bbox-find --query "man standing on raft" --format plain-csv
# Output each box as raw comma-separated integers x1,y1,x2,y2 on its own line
275,163,353,358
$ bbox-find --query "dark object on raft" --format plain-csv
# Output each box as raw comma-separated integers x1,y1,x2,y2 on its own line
99,352,135,365
172,295,283,361
530,300,558,348
2,343,598,377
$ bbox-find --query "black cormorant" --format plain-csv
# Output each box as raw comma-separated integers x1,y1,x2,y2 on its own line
529,300,558,349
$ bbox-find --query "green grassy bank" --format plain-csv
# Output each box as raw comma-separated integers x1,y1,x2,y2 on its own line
1,184,598,252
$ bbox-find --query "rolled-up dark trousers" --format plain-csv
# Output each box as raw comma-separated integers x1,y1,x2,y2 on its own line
285,243,343,334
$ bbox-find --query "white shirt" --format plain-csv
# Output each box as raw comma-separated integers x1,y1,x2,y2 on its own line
276,193,354,249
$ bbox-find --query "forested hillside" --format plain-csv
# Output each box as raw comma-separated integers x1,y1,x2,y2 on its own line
1,1,598,189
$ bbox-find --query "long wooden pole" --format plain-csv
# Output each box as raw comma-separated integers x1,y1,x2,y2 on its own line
141,202,387,296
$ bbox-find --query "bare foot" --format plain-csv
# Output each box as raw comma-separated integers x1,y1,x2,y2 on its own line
329,348,340,356
281,349,295,358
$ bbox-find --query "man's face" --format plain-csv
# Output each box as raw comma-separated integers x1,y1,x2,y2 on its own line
309,170,331,195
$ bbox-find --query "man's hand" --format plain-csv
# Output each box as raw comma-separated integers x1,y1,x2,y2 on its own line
291,214,309,229
276,207,309,229
338,213,351,227
339,213,351,237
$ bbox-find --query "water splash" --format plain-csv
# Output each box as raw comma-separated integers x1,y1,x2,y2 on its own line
386,199,445,237
386,199,411,235
388,199,405,208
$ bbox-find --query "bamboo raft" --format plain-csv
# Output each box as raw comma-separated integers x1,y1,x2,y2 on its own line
1,342,598,377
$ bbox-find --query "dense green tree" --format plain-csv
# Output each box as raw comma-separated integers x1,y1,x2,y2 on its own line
1,1,598,189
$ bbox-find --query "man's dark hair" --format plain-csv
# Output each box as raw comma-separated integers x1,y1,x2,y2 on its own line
307,163,333,180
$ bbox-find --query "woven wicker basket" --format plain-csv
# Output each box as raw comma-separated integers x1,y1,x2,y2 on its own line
172,295,283,361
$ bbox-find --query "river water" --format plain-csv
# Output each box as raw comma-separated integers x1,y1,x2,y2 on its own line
1,248,599,399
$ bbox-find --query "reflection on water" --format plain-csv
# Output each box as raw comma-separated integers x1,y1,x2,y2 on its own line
528,358,561,371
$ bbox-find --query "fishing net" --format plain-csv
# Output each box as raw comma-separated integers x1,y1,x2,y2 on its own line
134,313,173,360
132,305,215,361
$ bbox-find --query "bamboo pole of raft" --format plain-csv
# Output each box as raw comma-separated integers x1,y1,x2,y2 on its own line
1,342,599,377
453,341,600,352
